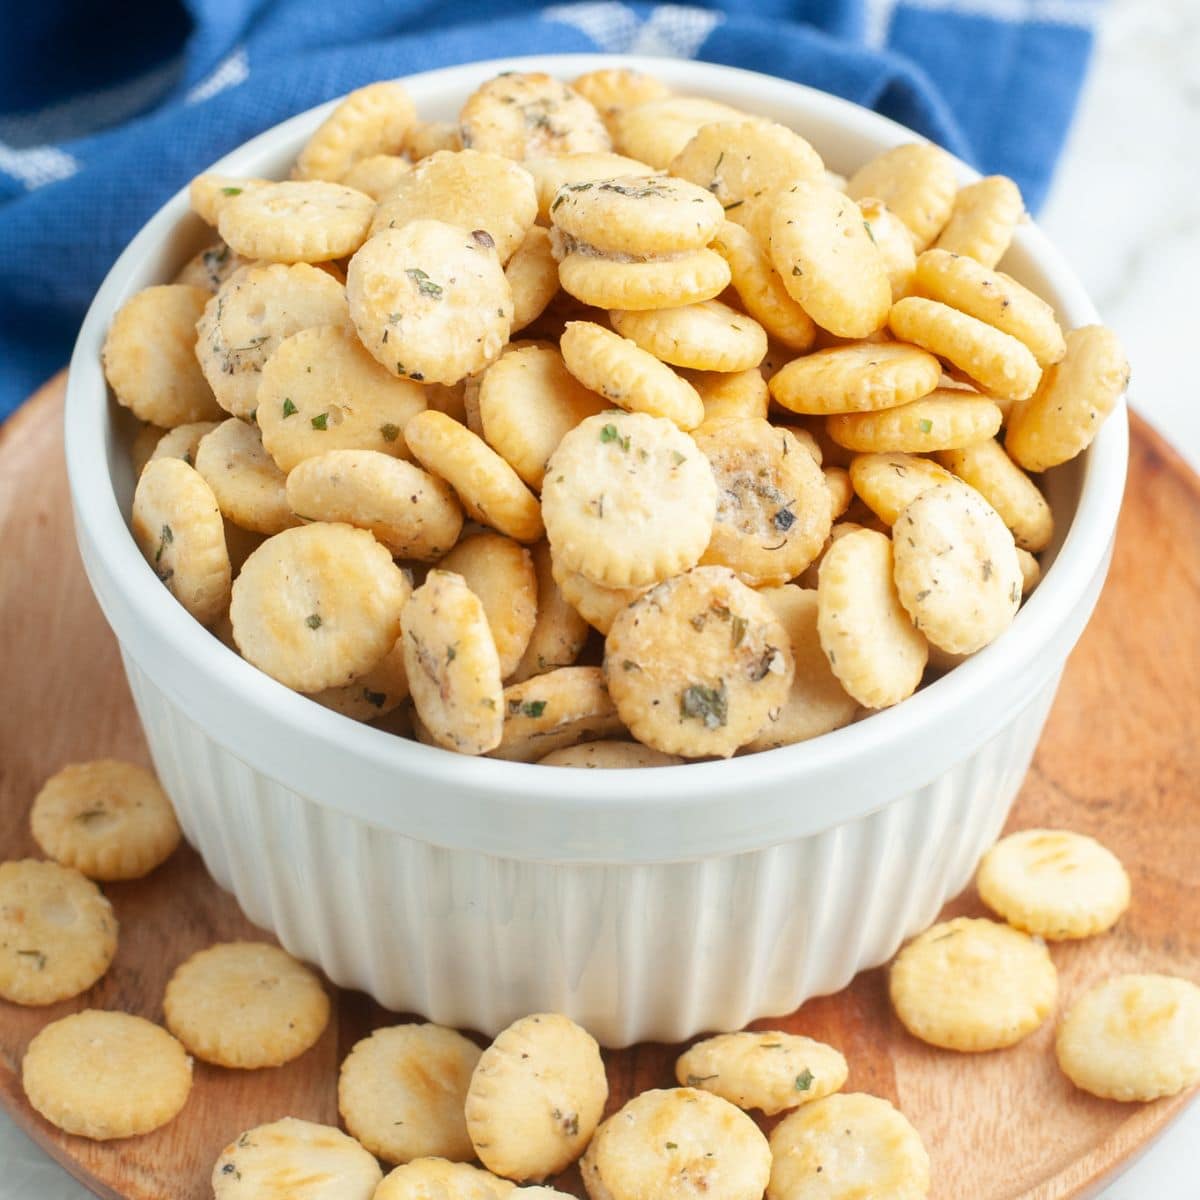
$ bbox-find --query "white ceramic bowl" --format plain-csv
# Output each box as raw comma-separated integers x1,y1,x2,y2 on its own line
65,54,1127,1046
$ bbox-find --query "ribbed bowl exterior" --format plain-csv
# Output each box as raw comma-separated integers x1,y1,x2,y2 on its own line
125,650,1059,1046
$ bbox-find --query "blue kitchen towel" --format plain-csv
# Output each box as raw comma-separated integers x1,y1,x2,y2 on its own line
0,0,1101,419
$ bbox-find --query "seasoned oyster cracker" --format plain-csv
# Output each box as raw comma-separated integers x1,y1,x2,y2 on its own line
338,1023,482,1164
767,1092,930,1200
557,246,731,311
402,569,505,755
230,522,410,691
541,410,716,587
375,1158,515,1200
582,1087,770,1200
1056,974,1200,1102
0,859,117,1005
194,417,298,535
816,528,927,708
340,152,412,200
149,419,219,468
610,300,767,374
612,96,747,168
460,72,611,160
858,197,917,301
30,760,179,882
173,240,250,293
559,320,705,429
977,829,1130,939
371,149,538,262
189,174,271,226
306,633,411,721
294,81,417,182
551,554,648,635
848,452,958,525
604,566,793,758
164,940,330,1068
827,390,1003,453
132,457,232,627
676,1030,848,1115
491,666,623,762
213,1117,382,1200
571,68,672,137
195,261,349,419
508,542,590,683
889,917,1057,1051
934,175,1024,268
539,741,683,768
891,482,1022,654
103,284,223,426
23,1011,191,1139
348,221,513,386
466,1012,608,1180
527,151,656,221
218,180,375,263
440,533,538,680
846,142,958,251
937,438,1053,552
256,323,427,472
769,343,941,415
404,410,544,542
505,226,560,333
693,419,833,586
286,450,463,561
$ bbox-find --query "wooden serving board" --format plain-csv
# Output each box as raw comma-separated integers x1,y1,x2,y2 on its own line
1,375,1197,1200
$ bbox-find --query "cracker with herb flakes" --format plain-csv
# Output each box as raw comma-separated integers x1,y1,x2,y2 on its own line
977,829,1130,940
505,226,561,334
828,390,1003,454
670,119,824,222
846,142,958,252
769,343,941,416
610,300,767,374
256,323,426,472
892,482,1022,654
686,365,771,427
767,1092,930,1200
375,1158,516,1200
338,1023,482,1164
148,419,220,470
23,1011,192,1140
230,522,409,692
539,740,683,768
848,452,957,525
305,633,410,721
889,917,1057,1051
551,174,723,257
371,150,538,263
0,859,117,1005
770,181,892,340
404,410,544,543
103,284,224,427
542,411,715,587
478,343,608,490
286,450,463,561
508,543,590,684
213,1117,382,1200
189,174,272,226
612,96,747,169
710,220,817,352
746,587,859,750
466,1012,608,1181
340,152,412,200
934,175,1025,268
560,321,705,429
132,458,232,628
581,1087,770,1200
196,261,349,420
937,437,1054,552
194,417,298,536
1005,324,1130,472
403,569,505,755
556,245,731,311
570,68,672,138
816,528,927,708
550,554,648,635
440,533,538,679
526,151,657,221
349,222,513,387
164,940,330,1068
1056,974,1200,1102
173,240,250,293
695,418,832,587
675,1030,848,1116
604,565,793,758
491,666,623,762
31,760,179,882
857,197,917,301
888,296,1041,402
218,180,374,263
293,80,416,182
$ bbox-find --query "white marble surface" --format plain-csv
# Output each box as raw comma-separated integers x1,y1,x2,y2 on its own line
3,0,1198,1192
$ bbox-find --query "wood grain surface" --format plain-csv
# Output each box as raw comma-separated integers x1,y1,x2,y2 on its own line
1,375,1197,1200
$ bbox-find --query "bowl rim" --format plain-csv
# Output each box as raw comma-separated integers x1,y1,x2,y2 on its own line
65,53,1128,854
